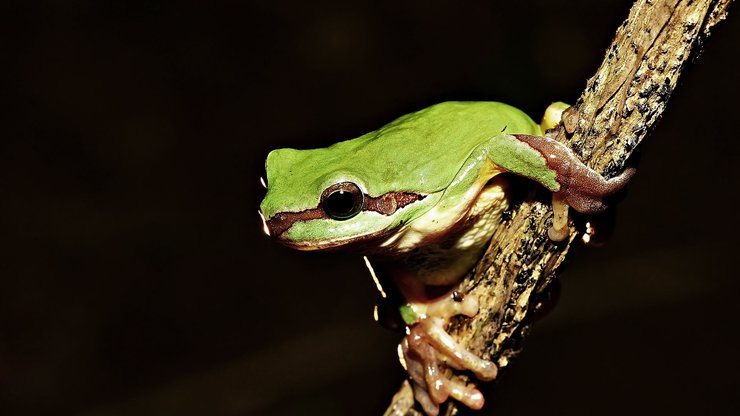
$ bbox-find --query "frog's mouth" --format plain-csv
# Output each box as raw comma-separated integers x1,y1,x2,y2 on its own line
265,218,402,253
276,228,393,252
260,191,427,250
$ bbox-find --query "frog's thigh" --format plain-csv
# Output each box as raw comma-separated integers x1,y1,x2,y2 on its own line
482,134,560,191
430,134,553,229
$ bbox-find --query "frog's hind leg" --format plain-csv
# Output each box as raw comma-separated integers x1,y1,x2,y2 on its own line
489,133,635,241
548,170,628,241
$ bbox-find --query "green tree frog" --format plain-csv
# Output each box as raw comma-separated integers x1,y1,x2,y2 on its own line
259,101,633,415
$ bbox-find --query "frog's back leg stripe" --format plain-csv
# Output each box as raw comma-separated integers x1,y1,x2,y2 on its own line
487,133,634,241
511,134,635,214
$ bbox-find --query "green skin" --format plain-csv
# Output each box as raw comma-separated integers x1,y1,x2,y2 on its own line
260,101,586,247
261,102,542,218
259,101,633,415
261,101,631,249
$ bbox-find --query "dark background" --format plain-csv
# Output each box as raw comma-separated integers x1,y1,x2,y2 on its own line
2,1,739,415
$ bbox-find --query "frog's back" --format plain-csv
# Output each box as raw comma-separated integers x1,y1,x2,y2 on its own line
334,101,541,195
372,101,540,155
262,102,540,217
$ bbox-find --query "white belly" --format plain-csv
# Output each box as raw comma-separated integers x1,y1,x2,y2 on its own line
375,178,509,287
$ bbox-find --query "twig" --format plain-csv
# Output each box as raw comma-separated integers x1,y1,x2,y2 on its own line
384,1,734,414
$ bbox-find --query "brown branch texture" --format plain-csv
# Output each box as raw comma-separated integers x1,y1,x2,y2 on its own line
384,0,734,414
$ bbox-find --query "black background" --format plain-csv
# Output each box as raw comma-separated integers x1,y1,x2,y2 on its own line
2,1,739,415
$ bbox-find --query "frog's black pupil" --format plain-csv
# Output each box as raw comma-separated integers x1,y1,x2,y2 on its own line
327,191,355,216
321,182,363,220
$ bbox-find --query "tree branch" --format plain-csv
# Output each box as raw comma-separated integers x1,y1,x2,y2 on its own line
384,1,734,415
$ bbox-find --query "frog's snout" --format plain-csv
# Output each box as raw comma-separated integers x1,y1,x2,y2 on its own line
257,210,271,237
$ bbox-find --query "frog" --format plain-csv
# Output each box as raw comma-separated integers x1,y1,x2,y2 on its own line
259,101,634,415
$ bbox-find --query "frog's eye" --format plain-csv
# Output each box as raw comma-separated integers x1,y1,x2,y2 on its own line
321,182,364,220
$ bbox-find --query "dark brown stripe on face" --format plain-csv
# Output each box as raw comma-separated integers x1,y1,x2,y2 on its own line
265,207,325,237
265,191,426,237
364,192,425,215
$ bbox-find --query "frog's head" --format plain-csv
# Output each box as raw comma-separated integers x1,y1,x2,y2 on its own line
259,145,437,251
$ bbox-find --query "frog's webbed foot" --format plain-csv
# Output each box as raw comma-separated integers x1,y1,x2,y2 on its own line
399,292,497,415
548,166,636,241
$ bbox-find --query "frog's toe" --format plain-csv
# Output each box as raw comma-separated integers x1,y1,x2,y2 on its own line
400,291,497,413
443,376,485,410
548,224,570,241
401,326,445,415
422,316,498,381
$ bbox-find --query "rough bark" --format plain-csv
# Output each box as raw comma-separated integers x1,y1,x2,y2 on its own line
384,1,734,415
